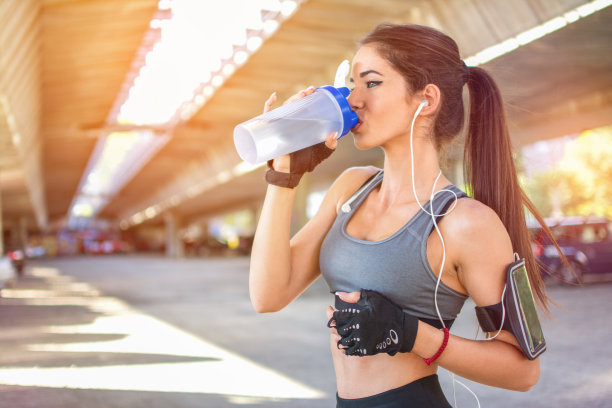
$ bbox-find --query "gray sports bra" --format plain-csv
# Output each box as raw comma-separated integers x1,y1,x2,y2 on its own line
319,171,468,327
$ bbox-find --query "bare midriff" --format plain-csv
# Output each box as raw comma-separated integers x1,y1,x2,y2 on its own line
331,334,437,399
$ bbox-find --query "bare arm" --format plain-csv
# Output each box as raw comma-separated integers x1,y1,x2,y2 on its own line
249,88,328,312
413,200,540,391
249,183,299,312
250,163,379,313
414,323,538,391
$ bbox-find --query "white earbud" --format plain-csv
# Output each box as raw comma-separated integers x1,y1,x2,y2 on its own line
421,100,429,107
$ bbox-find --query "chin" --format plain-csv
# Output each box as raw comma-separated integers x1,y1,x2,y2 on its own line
352,132,378,151
351,134,368,150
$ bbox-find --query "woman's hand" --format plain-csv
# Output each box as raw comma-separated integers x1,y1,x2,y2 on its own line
326,292,360,351
263,87,338,174
327,290,419,357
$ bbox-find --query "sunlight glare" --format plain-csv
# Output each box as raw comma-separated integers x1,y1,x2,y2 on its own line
117,0,302,126
0,273,325,401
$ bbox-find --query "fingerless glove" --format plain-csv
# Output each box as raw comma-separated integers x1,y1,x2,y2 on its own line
265,142,334,188
329,289,419,357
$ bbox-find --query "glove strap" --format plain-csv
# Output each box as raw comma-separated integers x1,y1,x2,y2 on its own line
265,160,303,189
400,312,419,353
264,143,334,189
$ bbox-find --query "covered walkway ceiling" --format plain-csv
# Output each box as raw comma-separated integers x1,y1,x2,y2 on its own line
1,0,611,233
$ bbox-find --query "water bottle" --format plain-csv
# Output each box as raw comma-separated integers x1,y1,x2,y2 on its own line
233,61,358,165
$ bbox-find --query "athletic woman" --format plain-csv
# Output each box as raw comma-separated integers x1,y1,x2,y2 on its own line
249,23,552,407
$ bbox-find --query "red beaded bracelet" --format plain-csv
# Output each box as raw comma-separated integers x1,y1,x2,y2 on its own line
423,328,450,366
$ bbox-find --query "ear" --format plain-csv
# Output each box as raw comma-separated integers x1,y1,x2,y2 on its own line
420,83,441,115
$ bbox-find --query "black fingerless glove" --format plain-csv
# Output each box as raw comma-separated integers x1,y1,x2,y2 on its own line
328,289,419,357
265,142,334,188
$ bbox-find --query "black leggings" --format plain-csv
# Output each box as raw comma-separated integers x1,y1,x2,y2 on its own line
336,374,451,408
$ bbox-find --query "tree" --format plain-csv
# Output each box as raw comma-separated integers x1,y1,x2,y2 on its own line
522,126,612,218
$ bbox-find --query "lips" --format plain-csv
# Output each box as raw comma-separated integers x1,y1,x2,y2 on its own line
352,119,363,132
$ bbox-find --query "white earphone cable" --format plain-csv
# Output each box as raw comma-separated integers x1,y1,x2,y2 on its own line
409,101,458,328
409,100,481,408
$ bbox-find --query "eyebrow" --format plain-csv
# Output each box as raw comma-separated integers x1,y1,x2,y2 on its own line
349,69,383,82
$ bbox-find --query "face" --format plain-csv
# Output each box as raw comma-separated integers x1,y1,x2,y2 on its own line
348,44,420,150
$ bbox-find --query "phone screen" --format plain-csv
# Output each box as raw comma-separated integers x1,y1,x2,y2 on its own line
512,265,545,353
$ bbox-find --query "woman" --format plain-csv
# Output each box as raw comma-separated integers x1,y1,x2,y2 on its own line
249,23,552,407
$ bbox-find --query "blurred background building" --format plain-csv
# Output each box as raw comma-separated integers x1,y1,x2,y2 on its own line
1,0,611,259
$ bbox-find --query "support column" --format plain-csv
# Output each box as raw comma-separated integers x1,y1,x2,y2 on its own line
198,221,210,257
10,223,19,251
164,211,184,258
9,216,28,251
19,217,28,251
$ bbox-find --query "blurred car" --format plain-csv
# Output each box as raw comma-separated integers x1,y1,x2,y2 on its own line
7,249,25,275
0,255,17,292
529,216,612,284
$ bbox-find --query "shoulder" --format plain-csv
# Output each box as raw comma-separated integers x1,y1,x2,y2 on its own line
443,197,509,241
327,166,380,212
441,197,514,305
444,197,506,235
336,165,380,186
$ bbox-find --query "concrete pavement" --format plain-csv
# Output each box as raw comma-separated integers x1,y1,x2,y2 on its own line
1,255,611,407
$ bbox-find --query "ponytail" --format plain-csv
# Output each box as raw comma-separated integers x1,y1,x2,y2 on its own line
465,67,554,312
361,23,562,312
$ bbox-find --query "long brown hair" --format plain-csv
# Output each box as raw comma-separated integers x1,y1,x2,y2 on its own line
361,23,556,311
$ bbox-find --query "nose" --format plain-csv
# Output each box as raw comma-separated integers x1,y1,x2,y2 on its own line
347,89,363,111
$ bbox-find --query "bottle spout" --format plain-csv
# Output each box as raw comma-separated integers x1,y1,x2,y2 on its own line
334,59,350,88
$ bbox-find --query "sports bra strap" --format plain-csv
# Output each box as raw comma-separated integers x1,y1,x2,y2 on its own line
428,191,468,235
340,170,383,214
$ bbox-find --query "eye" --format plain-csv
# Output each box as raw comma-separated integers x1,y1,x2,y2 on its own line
366,81,382,88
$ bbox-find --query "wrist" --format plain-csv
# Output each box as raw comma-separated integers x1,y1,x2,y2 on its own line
265,159,302,188
422,327,450,366
412,321,441,357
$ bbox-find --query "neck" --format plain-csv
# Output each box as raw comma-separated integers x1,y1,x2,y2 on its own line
378,136,448,206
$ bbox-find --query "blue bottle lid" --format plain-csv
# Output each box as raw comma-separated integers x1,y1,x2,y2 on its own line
318,85,359,137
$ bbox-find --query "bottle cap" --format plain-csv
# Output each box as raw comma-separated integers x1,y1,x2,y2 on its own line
318,85,358,137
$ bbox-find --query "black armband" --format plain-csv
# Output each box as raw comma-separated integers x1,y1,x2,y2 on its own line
475,258,546,360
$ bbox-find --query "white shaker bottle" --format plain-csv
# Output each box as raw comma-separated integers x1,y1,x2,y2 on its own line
233,61,358,165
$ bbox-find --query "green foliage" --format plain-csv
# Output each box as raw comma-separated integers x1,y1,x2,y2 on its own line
522,126,612,218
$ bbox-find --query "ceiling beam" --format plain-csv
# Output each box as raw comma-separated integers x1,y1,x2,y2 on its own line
0,0,47,230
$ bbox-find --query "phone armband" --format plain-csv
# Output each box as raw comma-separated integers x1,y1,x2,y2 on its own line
475,258,546,360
